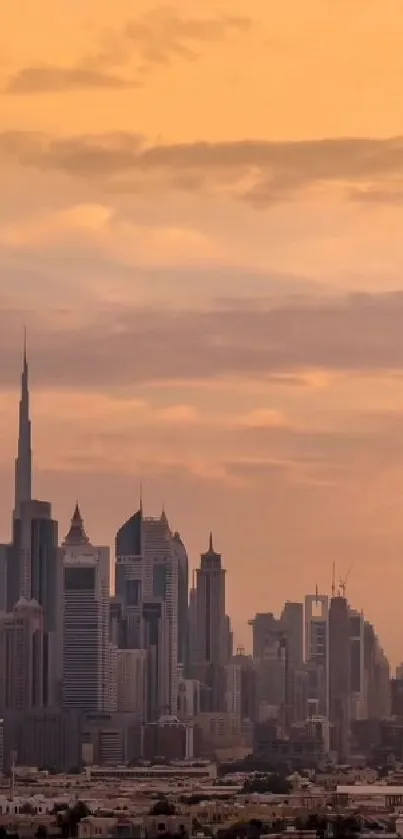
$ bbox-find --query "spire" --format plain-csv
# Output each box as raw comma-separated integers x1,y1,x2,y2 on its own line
139,479,143,516
209,531,214,552
64,502,90,545
14,330,32,518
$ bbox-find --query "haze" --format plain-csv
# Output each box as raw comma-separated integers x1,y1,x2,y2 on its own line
1,0,403,663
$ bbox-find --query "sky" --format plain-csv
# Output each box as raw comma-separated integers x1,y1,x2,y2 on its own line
2,0,403,664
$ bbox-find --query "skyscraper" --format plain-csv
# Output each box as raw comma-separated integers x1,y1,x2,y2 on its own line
329,594,350,760
304,593,329,717
349,608,365,720
171,530,189,672
12,500,59,704
14,333,32,520
194,534,227,711
115,508,143,648
0,598,43,711
142,511,179,716
281,601,303,726
196,534,226,667
61,504,111,712
7,337,33,611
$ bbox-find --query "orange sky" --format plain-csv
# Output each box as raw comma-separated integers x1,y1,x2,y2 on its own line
1,0,403,665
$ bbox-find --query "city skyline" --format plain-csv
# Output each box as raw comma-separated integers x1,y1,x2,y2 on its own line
1,339,391,676
3,0,403,667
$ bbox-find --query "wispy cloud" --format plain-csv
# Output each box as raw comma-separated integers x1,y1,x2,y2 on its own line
2,131,403,205
0,291,403,390
5,65,136,95
123,6,252,65
4,7,251,96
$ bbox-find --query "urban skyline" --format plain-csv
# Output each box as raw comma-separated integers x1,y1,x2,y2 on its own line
0,340,392,771
1,338,392,671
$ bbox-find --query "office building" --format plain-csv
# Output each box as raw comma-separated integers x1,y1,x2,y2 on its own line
225,662,242,718
329,594,350,760
11,500,59,704
193,534,228,712
115,508,143,649
141,512,180,716
0,598,43,711
249,612,281,660
349,608,365,720
304,593,329,717
117,648,147,716
195,534,227,666
172,530,189,672
61,503,111,713
281,601,303,726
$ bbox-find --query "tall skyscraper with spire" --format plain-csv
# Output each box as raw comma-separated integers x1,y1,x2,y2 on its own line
14,332,32,519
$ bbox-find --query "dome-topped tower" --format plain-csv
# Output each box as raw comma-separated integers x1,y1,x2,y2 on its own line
63,502,90,546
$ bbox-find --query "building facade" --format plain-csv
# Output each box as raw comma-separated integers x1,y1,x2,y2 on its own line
61,505,111,713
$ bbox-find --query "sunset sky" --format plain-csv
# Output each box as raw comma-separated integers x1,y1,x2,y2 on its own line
2,0,403,664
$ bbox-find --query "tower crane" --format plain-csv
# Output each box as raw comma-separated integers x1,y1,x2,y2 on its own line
339,561,354,598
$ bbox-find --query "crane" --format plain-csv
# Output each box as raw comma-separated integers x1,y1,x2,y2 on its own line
339,561,354,598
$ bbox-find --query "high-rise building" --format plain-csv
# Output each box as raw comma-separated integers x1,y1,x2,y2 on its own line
61,504,111,713
193,534,227,712
117,648,147,716
115,508,143,649
8,338,33,610
249,612,286,724
225,662,242,718
141,599,170,720
171,531,189,673
141,512,179,716
304,594,329,717
281,601,303,726
0,598,43,711
195,534,227,666
0,547,7,613
14,334,32,521
329,595,350,760
249,612,281,660
349,608,365,720
188,573,198,666
10,500,59,704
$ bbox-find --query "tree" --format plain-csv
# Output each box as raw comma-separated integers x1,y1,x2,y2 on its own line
149,799,176,816
58,801,90,838
242,774,291,795
20,802,35,815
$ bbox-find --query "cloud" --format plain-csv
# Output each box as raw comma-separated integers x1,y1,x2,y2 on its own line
2,131,403,204
1,291,403,391
123,7,252,65
5,65,135,95
4,8,251,96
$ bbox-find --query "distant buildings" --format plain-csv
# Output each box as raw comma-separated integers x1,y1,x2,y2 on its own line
0,337,395,770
